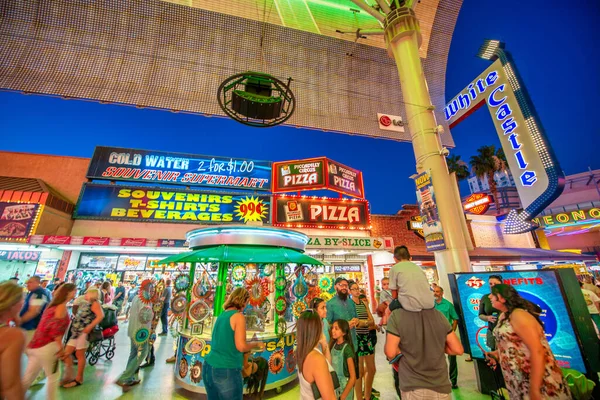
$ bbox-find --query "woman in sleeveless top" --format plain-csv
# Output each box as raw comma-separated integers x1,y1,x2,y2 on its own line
22,284,76,400
486,284,572,400
203,287,265,400
296,310,337,400
350,282,376,400
0,281,25,400
62,288,104,388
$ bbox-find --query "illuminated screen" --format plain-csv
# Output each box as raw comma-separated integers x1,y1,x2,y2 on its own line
453,270,586,373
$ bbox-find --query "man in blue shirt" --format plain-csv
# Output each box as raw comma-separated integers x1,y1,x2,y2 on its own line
19,276,52,344
433,286,459,389
326,277,359,348
158,279,173,336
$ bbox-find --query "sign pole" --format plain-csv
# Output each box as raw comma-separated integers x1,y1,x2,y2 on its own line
383,7,471,294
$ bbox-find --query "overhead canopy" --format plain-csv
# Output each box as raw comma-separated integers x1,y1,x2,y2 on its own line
158,245,323,265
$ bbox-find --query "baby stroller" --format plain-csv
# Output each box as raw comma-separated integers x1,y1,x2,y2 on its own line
86,305,119,365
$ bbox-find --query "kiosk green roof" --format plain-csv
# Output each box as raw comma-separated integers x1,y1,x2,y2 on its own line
159,245,323,265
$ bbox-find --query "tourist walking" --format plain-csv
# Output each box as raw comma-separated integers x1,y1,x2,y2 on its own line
22,283,76,399
202,287,265,399
19,276,52,345
0,281,25,400
486,284,572,400
116,294,154,388
113,281,126,316
433,286,459,389
349,282,376,400
297,310,337,400
326,277,359,348
159,279,172,336
62,288,104,388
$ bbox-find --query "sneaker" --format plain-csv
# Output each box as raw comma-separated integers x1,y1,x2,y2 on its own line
165,356,176,364
125,379,141,387
158,332,167,336
371,388,380,395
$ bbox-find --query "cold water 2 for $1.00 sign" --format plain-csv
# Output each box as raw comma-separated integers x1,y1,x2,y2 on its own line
74,184,270,224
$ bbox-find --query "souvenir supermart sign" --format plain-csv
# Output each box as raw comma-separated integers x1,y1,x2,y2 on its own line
445,40,564,234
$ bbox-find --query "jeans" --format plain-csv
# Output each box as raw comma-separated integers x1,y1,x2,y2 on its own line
117,338,150,384
160,304,169,334
202,363,243,400
22,342,60,400
448,355,457,386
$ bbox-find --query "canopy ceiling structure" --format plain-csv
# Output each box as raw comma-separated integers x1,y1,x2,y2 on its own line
0,0,459,145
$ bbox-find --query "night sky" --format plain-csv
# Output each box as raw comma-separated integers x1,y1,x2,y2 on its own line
0,0,598,215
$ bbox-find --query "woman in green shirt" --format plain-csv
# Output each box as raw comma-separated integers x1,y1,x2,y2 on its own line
203,287,265,400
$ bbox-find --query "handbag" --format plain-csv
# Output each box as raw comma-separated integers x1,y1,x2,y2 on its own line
311,370,340,400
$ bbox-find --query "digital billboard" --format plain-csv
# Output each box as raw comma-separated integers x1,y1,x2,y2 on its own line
450,271,586,372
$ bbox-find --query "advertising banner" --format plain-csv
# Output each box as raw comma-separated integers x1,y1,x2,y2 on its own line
75,184,271,225
306,236,393,251
87,146,272,191
326,159,364,198
452,271,586,372
272,158,326,192
272,157,365,198
532,207,600,228
414,172,446,251
0,202,41,240
0,250,42,262
272,195,370,229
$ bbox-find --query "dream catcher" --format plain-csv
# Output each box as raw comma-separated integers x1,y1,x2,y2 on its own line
276,319,287,336
305,286,321,304
139,279,156,305
260,264,275,278
291,300,307,318
318,276,333,292
188,300,211,323
246,277,268,307
275,296,287,316
193,273,212,299
292,274,308,299
174,274,191,292
268,350,285,374
171,293,188,315
134,328,150,345
231,264,247,282
275,276,287,291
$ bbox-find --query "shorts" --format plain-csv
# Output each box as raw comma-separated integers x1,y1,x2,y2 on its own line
369,329,378,346
67,333,89,350
357,333,375,356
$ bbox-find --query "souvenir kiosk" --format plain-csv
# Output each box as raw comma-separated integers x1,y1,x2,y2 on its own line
160,226,326,394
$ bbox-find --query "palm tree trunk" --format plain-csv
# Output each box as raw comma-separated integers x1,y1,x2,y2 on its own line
488,174,500,214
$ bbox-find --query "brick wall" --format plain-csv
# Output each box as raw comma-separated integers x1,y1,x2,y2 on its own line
370,205,427,254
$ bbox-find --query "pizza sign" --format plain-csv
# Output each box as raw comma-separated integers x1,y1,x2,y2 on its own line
273,196,370,229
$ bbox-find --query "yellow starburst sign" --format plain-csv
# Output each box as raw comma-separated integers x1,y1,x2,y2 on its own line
235,196,268,223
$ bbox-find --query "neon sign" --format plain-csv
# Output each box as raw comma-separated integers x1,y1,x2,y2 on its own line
445,40,564,234
463,193,493,215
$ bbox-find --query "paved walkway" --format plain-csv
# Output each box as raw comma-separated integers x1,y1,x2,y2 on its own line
25,321,489,400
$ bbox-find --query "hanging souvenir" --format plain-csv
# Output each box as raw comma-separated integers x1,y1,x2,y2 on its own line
286,348,296,373
259,298,271,314
305,286,321,304
292,274,308,299
139,279,156,305
153,302,164,313
275,296,287,316
261,277,270,295
276,319,287,335
284,265,292,276
134,328,150,344
275,276,287,291
304,272,318,287
319,291,333,302
184,338,206,355
292,300,307,318
174,274,191,292
268,350,285,374
246,277,268,307
193,274,212,299
261,264,275,277
318,276,333,292
138,305,153,324
231,264,247,282
188,300,211,323
171,293,188,314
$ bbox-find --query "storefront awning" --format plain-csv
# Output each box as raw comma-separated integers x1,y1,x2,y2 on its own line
158,245,323,265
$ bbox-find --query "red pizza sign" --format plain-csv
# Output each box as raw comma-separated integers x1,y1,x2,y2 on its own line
272,195,370,229
463,193,493,215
